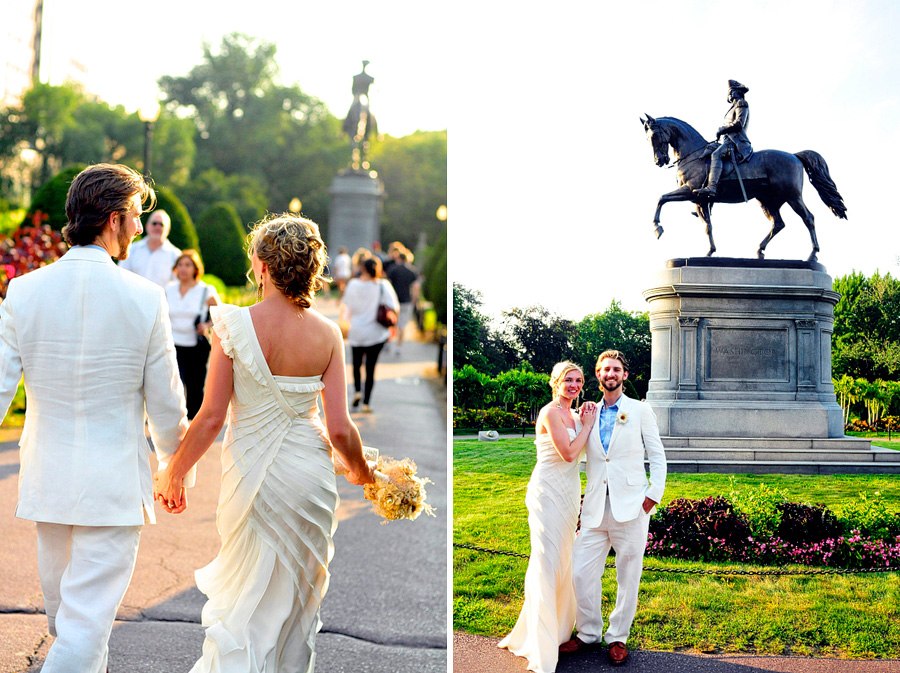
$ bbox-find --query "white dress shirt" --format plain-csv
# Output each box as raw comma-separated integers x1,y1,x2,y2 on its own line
119,238,181,287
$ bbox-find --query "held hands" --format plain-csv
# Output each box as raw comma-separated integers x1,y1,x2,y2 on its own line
153,468,187,514
579,401,598,428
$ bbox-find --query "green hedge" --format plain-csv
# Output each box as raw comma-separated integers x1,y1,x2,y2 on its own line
195,202,248,287
150,185,199,252
26,164,86,231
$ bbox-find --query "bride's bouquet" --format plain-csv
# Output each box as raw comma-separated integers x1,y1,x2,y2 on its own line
334,447,436,524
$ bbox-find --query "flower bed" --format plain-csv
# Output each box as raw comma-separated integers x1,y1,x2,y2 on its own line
0,218,67,299
647,484,900,569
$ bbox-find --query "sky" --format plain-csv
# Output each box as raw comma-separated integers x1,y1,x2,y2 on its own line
449,0,900,320
38,0,449,138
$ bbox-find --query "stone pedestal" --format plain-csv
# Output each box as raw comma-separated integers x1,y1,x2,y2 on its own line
327,170,384,255
643,258,844,439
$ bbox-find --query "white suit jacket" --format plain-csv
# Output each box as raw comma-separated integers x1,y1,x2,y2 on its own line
581,395,667,528
0,246,190,526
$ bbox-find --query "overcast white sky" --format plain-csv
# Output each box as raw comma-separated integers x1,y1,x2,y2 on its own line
39,0,448,138
449,0,900,319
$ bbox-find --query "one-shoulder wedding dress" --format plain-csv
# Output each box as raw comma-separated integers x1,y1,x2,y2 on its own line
498,421,583,673
189,304,338,673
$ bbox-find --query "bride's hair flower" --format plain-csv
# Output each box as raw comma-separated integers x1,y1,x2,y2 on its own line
616,412,628,424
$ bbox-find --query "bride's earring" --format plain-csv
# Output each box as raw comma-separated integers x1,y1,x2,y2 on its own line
256,277,264,302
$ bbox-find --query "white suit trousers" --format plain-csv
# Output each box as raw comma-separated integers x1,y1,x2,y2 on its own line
572,495,650,645
36,523,142,673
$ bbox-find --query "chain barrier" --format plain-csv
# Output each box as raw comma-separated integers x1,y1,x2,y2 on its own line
453,542,900,576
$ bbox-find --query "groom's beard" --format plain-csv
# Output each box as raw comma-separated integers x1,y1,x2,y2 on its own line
115,227,135,261
600,377,623,393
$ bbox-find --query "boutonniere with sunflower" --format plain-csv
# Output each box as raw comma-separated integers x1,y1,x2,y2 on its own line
616,412,628,425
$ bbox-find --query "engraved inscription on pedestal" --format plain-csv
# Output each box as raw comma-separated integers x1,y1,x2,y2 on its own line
705,328,789,381
644,260,845,438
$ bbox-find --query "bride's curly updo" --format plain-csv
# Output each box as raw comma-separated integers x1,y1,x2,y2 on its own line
247,213,329,309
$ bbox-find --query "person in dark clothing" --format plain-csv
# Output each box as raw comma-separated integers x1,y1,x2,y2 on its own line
386,251,420,353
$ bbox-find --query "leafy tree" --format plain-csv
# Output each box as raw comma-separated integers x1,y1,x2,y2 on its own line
147,111,198,189
453,284,491,372
178,169,267,230
482,329,520,377
422,229,447,324
833,271,900,380
195,202,248,286
495,365,550,422
369,131,447,249
452,284,518,375
501,305,574,376
158,33,344,223
0,82,83,190
833,374,861,425
573,301,652,399
452,364,498,410
0,83,170,194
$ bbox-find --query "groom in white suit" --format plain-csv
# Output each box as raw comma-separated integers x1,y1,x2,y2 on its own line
0,164,192,672
561,350,666,666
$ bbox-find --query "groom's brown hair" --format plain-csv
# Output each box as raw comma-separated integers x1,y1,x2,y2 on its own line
63,163,155,247
596,349,629,373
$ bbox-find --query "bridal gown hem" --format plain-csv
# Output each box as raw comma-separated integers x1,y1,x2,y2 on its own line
189,304,338,673
498,424,581,673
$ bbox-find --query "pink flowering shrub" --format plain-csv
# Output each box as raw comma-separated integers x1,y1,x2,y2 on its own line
646,493,900,569
646,496,751,562
0,214,67,299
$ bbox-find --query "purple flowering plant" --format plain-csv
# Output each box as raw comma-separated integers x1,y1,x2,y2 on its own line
646,491,900,570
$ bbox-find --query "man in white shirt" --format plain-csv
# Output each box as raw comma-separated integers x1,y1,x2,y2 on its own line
118,209,181,286
0,164,191,672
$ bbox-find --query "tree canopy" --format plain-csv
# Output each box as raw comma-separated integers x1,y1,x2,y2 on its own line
453,284,654,399
832,270,900,380
1,33,446,299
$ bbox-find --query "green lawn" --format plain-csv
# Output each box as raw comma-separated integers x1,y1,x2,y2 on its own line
454,438,900,658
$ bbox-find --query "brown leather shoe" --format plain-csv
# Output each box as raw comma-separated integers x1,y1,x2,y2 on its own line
559,636,587,654
608,641,628,665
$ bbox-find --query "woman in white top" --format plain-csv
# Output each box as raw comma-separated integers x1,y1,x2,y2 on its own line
339,255,399,413
165,249,220,418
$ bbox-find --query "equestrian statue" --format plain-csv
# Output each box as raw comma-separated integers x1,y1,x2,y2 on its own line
641,80,847,262
342,60,378,171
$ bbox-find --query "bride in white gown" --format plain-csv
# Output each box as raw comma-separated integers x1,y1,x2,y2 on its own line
498,361,597,673
153,214,375,672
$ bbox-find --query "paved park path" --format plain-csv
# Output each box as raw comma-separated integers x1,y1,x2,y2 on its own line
0,295,447,672
454,633,900,673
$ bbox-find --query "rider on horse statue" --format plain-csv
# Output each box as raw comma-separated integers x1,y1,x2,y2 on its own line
695,80,752,198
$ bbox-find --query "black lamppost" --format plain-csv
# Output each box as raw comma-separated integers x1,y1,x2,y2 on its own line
138,102,160,179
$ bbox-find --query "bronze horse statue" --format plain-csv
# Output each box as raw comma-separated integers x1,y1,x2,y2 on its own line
641,115,847,262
